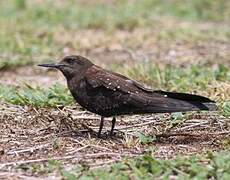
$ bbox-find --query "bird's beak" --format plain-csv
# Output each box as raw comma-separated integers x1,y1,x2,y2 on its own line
38,63,64,69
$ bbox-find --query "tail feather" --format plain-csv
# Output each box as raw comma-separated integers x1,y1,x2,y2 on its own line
144,90,218,113
201,102,218,111
154,90,214,103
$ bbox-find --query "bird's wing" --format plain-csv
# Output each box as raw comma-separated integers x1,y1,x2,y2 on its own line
84,66,156,107
106,70,215,102
84,66,217,112
108,71,155,93
85,66,146,93
85,66,155,93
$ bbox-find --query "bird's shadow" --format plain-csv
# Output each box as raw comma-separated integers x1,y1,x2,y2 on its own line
54,127,220,145
55,127,123,140
52,119,224,144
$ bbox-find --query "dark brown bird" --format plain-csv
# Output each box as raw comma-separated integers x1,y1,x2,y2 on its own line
38,55,217,137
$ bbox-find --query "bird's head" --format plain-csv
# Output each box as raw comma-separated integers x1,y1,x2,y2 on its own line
38,55,93,80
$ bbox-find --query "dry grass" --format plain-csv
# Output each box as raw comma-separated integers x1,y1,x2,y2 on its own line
0,102,229,178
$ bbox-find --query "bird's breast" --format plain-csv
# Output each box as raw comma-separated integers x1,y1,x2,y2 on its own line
68,80,123,116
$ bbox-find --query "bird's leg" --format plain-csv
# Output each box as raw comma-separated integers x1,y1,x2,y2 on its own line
110,117,116,136
98,116,104,137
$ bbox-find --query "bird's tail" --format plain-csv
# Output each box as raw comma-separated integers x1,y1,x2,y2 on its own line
145,90,218,113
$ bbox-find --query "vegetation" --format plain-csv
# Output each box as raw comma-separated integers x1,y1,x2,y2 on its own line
0,64,229,107
73,151,230,179
0,0,230,69
0,83,73,107
0,0,229,179
25,151,230,179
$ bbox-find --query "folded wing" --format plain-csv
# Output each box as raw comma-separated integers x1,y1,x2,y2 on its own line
85,66,217,113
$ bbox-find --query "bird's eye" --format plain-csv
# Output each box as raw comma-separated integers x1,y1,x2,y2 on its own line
66,58,75,64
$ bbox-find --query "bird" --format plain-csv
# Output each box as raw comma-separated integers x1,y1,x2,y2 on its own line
38,55,217,137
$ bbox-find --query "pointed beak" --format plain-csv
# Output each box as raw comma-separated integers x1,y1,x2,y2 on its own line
38,63,63,68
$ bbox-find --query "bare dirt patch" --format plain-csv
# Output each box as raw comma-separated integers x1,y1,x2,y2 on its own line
0,67,66,86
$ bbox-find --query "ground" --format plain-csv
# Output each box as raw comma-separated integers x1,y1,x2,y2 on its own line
0,0,229,179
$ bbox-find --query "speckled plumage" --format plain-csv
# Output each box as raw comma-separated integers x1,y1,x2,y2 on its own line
39,55,217,137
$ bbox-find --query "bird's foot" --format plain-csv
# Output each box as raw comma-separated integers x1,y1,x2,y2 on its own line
108,129,119,137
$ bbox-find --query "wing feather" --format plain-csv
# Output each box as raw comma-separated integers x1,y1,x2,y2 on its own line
85,66,155,93
85,66,154,106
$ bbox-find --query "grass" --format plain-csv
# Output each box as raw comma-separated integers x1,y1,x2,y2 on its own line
1,0,230,30
223,102,230,118
0,58,32,70
0,0,230,70
0,83,73,107
118,63,230,107
0,63,229,119
0,64,229,108
23,151,229,179
76,151,230,179
123,64,230,91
